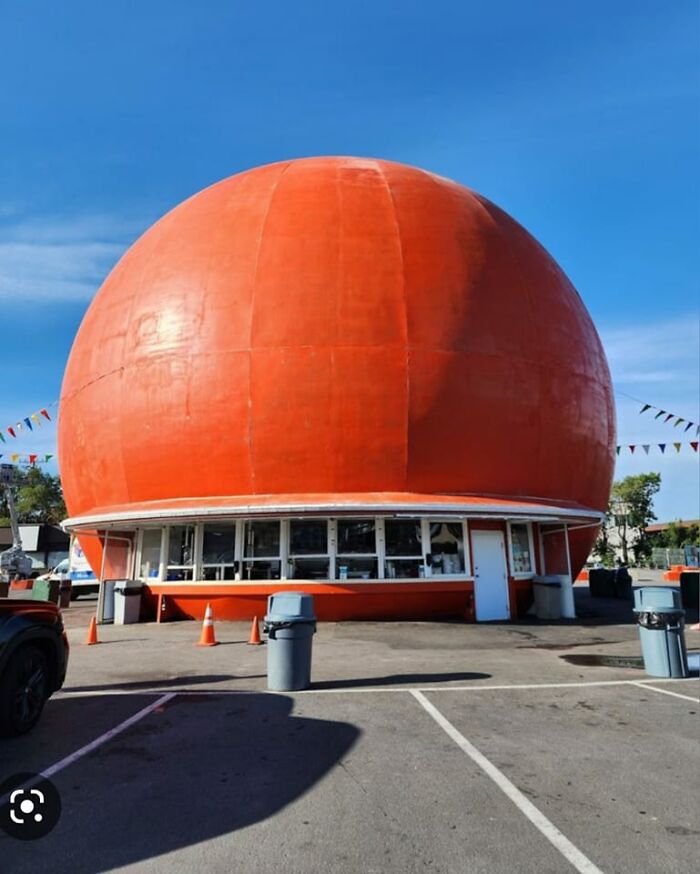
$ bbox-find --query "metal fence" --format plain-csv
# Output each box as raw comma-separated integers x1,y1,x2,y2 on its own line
650,547,700,569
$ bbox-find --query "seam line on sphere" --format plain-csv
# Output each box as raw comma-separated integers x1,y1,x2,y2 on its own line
247,161,293,492
376,162,410,488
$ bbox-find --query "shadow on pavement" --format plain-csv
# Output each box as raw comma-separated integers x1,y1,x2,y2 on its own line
2,693,360,874
310,670,490,689
62,674,264,692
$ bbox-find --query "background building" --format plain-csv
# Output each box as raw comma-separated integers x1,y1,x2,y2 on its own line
58,157,615,621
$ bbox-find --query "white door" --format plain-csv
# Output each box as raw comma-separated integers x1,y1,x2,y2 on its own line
471,530,510,621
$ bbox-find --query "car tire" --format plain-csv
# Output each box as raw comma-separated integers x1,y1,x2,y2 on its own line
0,645,50,737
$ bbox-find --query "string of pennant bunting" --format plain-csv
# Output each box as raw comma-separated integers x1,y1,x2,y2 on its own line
637,402,699,436
1,406,55,443
616,442,698,456
0,453,53,464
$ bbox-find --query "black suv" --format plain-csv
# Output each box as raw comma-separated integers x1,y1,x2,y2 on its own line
0,599,69,736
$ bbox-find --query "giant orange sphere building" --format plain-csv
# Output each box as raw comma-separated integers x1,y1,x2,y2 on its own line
59,157,615,622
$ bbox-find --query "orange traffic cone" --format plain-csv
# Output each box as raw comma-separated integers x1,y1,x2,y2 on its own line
248,615,263,646
84,616,99,646
196,603,218,647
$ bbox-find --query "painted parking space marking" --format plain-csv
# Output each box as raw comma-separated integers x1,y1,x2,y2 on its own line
632,681,699,703
0,693,175,808
411,689,606,874
53,676,699,698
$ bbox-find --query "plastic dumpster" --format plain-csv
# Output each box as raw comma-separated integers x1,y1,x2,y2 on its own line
113,580,143,624
263,592,316,691
32,578,60,603
58,579,72,609
633,587,688,678
679,571,699,610
588,568,616,598
532,576,562,620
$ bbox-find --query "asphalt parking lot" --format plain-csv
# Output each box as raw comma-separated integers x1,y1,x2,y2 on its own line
1,590,698,874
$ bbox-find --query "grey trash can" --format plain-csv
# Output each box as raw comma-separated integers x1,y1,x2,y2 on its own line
633,588,688,678
113,580,143,625
532,576,562,620
263,592,316,691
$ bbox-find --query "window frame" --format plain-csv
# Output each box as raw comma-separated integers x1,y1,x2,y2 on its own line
507,521,536,578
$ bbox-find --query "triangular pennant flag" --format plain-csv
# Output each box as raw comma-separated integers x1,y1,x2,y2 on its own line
31,413,41,426
658,444,666,453
7,427,15,438
10,453,19,462
691,442,698,453
685,422,694,432
0,432,4,443
629,445,636,454
23,417,33,431
642,445,650,455
44,454,53,461
15,422,23,431
674,417,684,427
654,410,666,419
663,413,674,423
640,404,652,414
40,408,51,421
673,442,681,453
616,446,621,455
28,454,37,464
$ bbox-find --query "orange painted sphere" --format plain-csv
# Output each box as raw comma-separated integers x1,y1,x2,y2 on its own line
59,157,615,536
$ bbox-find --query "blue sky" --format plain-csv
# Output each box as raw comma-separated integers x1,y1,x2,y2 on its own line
1,0,698,521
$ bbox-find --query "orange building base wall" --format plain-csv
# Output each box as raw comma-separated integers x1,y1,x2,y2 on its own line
142,582,478,623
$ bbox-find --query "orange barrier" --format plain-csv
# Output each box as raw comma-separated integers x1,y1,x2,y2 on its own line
575,569,589,582
84,617,99,645
9,579,34,591
663,565,692,582
196,603,218,647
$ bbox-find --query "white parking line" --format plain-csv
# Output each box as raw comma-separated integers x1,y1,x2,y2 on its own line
632,681,699,703
53,677,698,698
411,690,606,874
0,692,175,807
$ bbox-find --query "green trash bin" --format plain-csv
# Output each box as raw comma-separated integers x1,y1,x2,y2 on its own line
633,587,688,678
32,578,60,603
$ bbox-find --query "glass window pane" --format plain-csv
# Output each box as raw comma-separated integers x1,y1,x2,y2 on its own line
385,519,422,556
510,524,532,573
290,557,330,580
244,521,280,557
168,526,194,566
140,529,162,579
290,520,328,555
242,559,281,580
203,566,237,581
202,524,236,564
336,557,378,579
429,522,465,574
385,558,424,579
337,519,375,554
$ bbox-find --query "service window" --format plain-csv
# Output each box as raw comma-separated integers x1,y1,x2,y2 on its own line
201,523,237,581
166,525,195,581
429,522,466,574
385,519,423,578
337,518,378,579
288,520,329,580
139,528,162,580
243,521,281,580
509,523,533,574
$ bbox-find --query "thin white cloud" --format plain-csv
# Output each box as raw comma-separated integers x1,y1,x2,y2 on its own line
601,316,700,391
0,214,149,302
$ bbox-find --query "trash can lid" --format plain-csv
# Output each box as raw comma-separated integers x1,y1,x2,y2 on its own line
633,586,682,610
633,606,685,617
533,576,562,587
265,591,316,623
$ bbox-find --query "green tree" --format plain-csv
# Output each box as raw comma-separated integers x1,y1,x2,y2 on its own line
0,467,66,526
607,472,661,565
